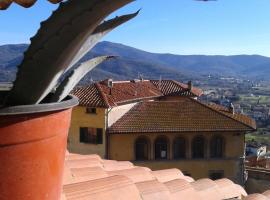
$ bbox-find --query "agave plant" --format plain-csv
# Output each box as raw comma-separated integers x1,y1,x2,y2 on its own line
5,0,138,106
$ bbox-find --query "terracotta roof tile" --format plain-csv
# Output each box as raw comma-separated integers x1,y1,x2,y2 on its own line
107,167,156,183
108,98,255,134
191,178,224,200
63,175,142,200
207,103,256,130
65,158,102,169
263,190,270,198
62,153,267,200
72,79,202,108
243,194,269,200
151,168,185,183
151,80,203,97
215,179,247,199
71,85,109,108
164,179,201,200
98,80,162,106
135,180,171,200
102,160,134,171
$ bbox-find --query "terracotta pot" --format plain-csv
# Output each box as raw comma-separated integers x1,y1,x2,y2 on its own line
0,95,78,200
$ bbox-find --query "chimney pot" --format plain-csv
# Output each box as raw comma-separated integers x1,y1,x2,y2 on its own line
107,78,113,88
187,81,192,91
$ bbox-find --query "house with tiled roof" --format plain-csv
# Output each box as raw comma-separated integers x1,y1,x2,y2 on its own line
69,79,255,184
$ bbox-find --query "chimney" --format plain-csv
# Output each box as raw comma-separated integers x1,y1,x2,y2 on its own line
229,103,235,115
139,74,144,82
107,78,113,95
187,81,192,91
107,78,113,88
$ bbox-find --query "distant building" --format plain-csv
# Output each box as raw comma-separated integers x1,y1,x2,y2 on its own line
246,144,267,157
69,79,256,184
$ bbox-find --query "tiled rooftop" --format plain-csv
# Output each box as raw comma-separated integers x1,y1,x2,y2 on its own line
108,97,256,134
71,79,202,108
150,80,203,97
62,152,270,200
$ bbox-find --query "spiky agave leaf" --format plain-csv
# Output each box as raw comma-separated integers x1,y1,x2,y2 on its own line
66,10,140,73
51,56,115,102
7,0,135,106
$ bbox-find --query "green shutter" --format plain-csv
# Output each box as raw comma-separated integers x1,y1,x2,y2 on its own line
96,128,103,144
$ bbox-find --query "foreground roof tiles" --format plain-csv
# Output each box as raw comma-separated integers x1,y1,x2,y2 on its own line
71,79,202,108
0,0,62,10
108,98,256,134
62,152,269,200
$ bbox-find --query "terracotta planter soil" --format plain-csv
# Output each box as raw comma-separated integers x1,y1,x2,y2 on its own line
0,95,78,200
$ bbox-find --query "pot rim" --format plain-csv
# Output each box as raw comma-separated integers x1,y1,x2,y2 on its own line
0,95,79,116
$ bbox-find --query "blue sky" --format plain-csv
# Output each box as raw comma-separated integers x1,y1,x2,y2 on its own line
1,0,270,56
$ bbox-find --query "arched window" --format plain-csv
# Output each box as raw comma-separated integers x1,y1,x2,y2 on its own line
135,137,150,160
192,136,205,158
155,136,169,160
173,137,186,159
210,136,224,158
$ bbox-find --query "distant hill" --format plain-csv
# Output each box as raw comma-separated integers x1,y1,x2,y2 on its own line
1,41,270,83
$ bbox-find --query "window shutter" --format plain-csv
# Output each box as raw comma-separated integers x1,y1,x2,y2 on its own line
80,127,87,143
96,128,103,144
80,127,85,143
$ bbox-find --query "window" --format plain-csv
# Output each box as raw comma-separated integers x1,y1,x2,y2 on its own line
86,107,97,114
155,136,169,160
192,136,205,158
209,170,224,180
135,137,150,160
80,127,103,144
173,137,186,159
210,136,224,158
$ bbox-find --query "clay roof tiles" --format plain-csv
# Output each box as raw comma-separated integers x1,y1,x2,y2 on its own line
71,85,109,108
62,152,268,200
243,194,270,200
151,80,203,97
135,180,171,200
108,98,256,134
71,79,202,108
263,191,270,198
164,178,201,200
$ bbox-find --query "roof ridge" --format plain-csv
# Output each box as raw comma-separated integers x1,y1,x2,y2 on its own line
188,98,256,130
95,83,111,108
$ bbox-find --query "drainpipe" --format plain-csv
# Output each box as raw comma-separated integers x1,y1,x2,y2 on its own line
239,133,247,186
105,108,112,159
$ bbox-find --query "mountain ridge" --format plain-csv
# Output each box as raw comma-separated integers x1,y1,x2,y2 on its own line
1,41,270,83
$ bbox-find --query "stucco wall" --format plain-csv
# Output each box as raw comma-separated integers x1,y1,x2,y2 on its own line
109,132,245,182
68,106,106,157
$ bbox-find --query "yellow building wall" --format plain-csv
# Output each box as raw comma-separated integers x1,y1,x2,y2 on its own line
68,106,107,158
109,132,245,183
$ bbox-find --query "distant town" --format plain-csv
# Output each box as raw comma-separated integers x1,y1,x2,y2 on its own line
198,75,270,159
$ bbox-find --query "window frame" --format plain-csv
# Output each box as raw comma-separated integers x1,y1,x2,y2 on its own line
86,107,97,114
210,135,225,158
173,137,187,159
135,136,150,161
79,127,103,144
155,136,169,160
192,136,206,159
